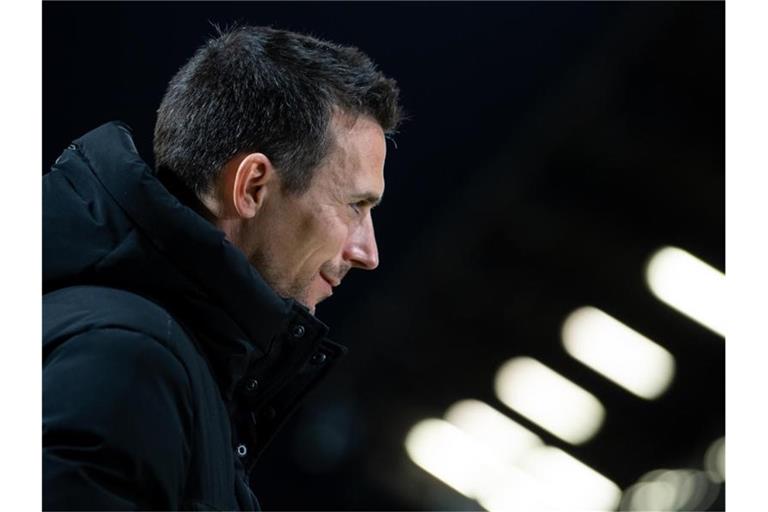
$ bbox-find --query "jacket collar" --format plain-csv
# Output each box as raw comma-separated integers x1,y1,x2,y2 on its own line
70,121,331,395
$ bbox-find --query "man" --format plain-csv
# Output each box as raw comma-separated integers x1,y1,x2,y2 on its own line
42,25,402,510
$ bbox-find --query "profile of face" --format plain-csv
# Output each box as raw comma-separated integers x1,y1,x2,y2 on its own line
225,114,386,314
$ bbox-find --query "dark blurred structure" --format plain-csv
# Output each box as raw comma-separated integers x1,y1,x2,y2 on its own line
44,2,724,510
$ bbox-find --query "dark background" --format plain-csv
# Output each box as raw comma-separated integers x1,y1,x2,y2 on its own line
44,2,724,510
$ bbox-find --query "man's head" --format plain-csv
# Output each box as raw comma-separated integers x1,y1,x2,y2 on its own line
153,26,402,313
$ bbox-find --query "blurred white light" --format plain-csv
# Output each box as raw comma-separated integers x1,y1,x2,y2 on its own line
474,465,551,512
561,306,676,400
704,437,725,483
445,399,544,462
646,246,725,337
624,480,678,511
405,415,622,511
404,418,485,497
518,445,622,511
494,356,605,444
657,469,698,509
622,468,720,511
404,418,549,509
444,400,620,510
477,481,547,512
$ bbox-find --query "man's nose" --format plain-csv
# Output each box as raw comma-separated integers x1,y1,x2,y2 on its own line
343,214,379,270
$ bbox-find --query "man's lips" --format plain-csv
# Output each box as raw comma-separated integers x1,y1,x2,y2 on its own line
320,273,340,288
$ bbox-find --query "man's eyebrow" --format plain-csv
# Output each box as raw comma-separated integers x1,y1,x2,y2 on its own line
351,192,383,207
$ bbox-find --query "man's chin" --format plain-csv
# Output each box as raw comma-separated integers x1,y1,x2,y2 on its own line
276,281,330,315
304,293,334,316
292,294,319,315
305,296,325,316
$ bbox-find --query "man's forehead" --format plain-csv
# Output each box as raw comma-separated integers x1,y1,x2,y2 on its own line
322,115,386,192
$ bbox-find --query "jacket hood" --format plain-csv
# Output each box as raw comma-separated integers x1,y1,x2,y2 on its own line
43,122,329,395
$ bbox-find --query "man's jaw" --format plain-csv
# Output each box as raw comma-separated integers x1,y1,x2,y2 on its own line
295,266,351,315
300,273,335,314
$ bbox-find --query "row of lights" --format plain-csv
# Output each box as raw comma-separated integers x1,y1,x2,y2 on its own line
404,246,725,511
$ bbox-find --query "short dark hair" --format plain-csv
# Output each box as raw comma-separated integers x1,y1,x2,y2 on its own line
153,25,402,196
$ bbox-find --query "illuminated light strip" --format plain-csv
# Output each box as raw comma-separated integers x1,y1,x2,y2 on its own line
444,399,544,461
404,418,549,509
494,357,605,444
444,400,620,510
518,445,622,511
403,418,483,498
646,246,725,337
406,409,621,511
561,306,676,400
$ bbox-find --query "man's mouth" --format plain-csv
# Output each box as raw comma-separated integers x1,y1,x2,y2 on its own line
320,273,340,288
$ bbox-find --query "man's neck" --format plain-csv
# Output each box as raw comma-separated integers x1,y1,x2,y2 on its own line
156,167,217,224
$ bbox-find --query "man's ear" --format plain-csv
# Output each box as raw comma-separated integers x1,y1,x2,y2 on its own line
232,152,276,219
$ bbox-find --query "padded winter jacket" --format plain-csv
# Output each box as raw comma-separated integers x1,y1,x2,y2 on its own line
43,122,346,510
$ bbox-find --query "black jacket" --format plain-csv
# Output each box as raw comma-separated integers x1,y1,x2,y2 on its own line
43,122,346,510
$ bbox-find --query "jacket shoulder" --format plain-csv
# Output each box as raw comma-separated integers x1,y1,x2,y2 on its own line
43,285,196,365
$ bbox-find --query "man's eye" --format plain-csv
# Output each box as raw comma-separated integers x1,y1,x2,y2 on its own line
350,203,362,214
